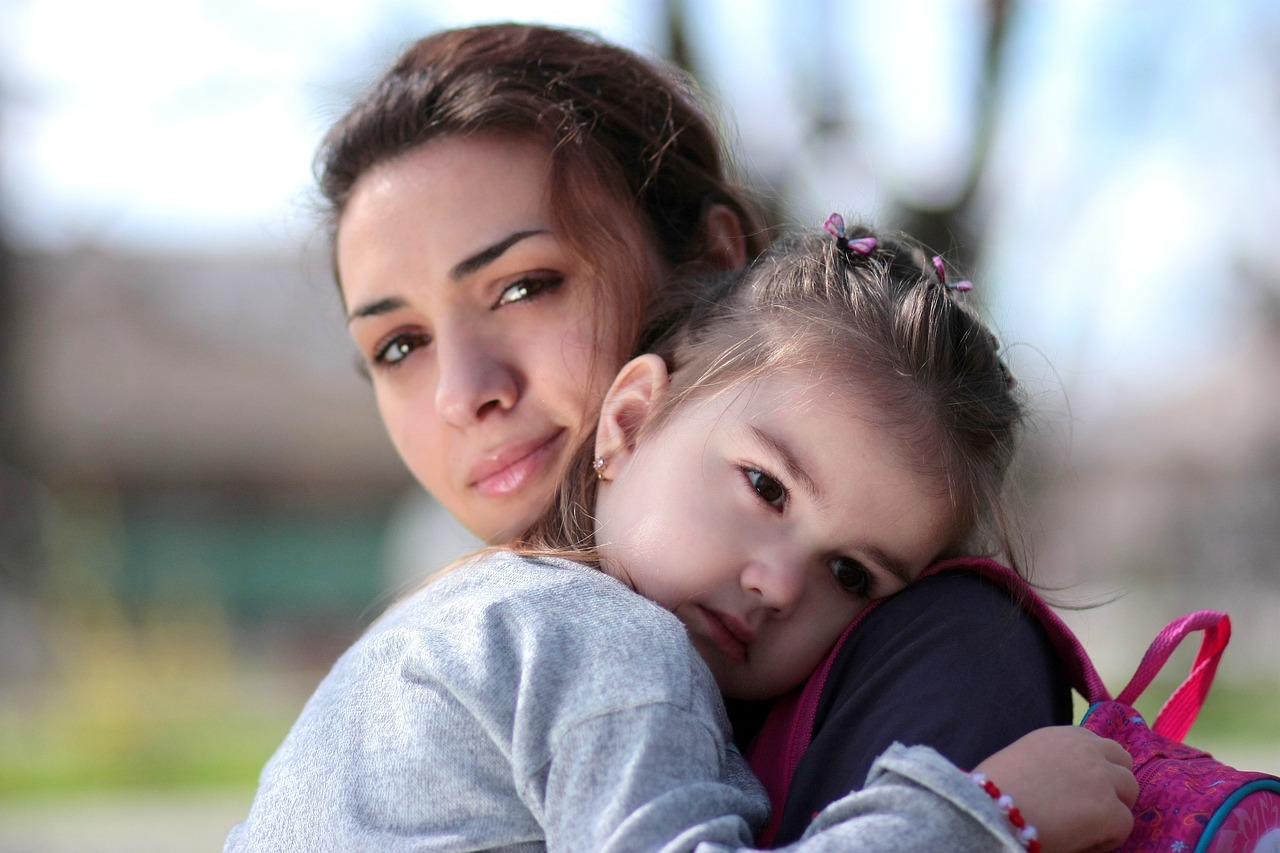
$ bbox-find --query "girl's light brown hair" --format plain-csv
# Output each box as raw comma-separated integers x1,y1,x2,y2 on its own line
519,220,1028,577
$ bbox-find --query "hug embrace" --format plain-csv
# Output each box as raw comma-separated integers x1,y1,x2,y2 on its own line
226,22,1275,852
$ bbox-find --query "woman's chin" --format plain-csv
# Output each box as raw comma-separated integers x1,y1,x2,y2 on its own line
465,496,550,546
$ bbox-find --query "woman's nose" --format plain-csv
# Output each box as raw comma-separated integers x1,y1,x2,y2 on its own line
434,331,520,426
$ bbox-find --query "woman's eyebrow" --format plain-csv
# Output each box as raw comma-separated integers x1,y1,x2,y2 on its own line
346,229,549,323
347,296,405,323
450,229,548,281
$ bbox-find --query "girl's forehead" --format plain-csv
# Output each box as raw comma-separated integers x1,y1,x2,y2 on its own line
674,357,875,410
655,370,871,449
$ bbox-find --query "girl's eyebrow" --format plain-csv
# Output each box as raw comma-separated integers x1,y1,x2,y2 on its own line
346,229,549,323
748,425,820,503
864,545,913,589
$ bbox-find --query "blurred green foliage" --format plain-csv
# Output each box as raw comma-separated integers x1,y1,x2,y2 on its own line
0,608,322,797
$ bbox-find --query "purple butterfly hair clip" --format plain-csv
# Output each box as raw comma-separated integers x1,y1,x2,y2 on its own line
824,213,877,255
932,254,973,292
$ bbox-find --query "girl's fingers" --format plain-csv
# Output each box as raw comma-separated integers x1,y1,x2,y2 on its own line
1113,761,1139,808
1102,739,1133,769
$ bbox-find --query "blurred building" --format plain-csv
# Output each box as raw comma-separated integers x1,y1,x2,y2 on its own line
1033,312,1280,681
4,245,414,648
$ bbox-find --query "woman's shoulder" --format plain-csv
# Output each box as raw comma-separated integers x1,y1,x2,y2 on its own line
859,567,1042,639
815,564,1072,726
400,549,672,631
374,550,711,706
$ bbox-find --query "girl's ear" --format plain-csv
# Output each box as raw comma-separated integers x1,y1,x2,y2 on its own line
595,354,670,467
704,203,747,271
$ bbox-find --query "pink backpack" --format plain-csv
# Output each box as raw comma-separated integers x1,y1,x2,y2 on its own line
746,557,1280,851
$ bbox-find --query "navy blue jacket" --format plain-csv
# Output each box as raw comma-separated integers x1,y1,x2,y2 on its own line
768,570,1073,844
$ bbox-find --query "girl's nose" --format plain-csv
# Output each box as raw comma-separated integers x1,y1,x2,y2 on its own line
740,553,807,618
434,331,520,426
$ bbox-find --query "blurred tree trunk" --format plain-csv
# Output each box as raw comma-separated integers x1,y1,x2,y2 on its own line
0,73,12,461
0,82,42,596
663,0,694,75
892,0,1012,268
662,0,791,230
665,0,1015,262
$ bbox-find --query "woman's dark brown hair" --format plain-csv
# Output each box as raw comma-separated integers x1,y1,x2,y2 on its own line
317,23,768,356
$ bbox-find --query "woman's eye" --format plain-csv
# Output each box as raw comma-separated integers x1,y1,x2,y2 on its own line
496,274,564,307
745,469,788,509
374,332,430,367
830,557,872,596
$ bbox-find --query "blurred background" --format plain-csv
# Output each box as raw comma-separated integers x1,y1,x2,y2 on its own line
1,0,1277,850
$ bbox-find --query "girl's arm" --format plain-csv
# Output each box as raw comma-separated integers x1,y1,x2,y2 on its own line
770,571,1073,844
549,712,1123,852
771,729,1133,853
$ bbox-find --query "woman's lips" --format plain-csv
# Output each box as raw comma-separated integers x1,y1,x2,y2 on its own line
470,431,564,498
697,607,754,663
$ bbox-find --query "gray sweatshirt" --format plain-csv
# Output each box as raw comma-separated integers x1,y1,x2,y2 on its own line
227,551,1026,852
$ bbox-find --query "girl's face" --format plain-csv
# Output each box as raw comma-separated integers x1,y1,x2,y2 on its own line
593,362,959,700
340,135,637,543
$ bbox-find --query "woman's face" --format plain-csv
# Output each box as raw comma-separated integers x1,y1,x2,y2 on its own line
339,135,640,543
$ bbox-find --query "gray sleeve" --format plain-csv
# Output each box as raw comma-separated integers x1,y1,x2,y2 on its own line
538,702,767,852
223,648,456,852
542,711,1022,853
764,743,1026,853
640,744,1025,853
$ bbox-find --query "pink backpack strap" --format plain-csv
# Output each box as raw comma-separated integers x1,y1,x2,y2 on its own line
1113,609,1229,740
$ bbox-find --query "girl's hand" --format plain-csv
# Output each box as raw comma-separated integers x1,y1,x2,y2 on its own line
973,726,1137,853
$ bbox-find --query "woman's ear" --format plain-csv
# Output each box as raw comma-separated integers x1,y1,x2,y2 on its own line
704,203,747,271
595,354,670,469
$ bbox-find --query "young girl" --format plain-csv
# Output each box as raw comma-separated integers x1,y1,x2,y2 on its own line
227,221,1136,852
322,27,1073,831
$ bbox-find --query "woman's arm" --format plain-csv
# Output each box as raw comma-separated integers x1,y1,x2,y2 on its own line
771,571,1074,845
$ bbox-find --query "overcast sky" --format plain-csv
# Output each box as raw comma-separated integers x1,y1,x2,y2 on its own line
0,0,659,249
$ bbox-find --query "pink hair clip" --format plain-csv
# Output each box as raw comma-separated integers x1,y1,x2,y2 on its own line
932,254,973,292
824,213,877,255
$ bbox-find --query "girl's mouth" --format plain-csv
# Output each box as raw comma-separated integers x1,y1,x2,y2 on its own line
697,606,754,663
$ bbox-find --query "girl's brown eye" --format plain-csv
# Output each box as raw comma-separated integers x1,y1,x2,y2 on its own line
746,468,787,509
830,557,871,596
